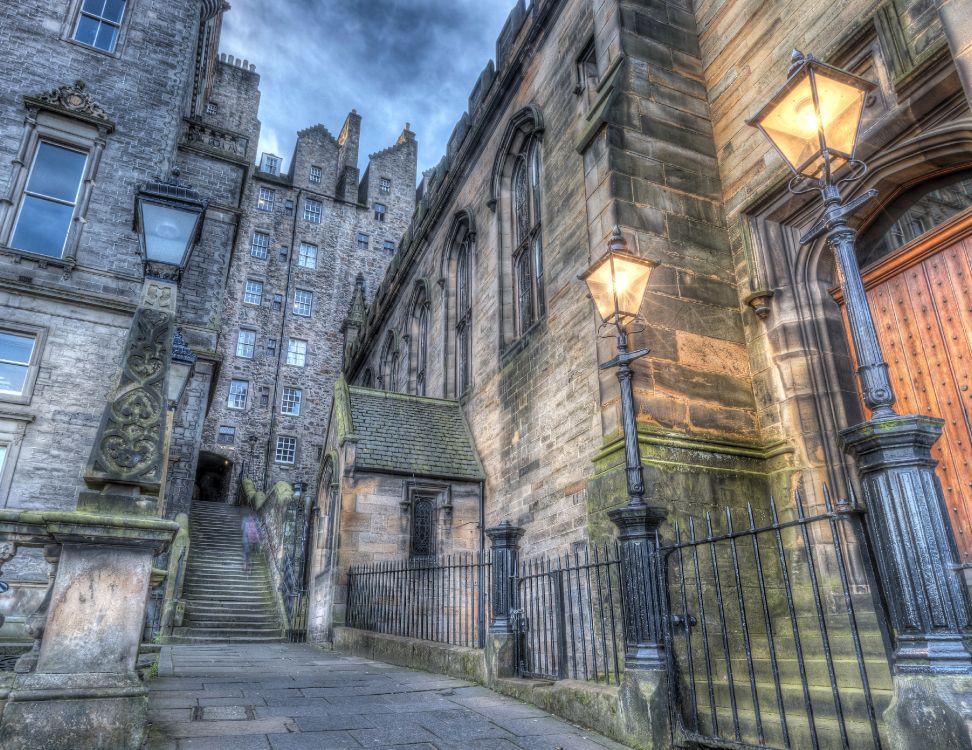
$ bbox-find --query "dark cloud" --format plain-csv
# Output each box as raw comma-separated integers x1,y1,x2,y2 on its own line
221,0,514,179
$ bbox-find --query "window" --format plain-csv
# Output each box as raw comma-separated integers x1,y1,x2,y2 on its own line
275,436,297,464
10,142,87,259
286,338,307,367
217,426,236,445
575,39,598,94
259,153,281,175
236,330,256,358
511,138,544,336
250,232,270,259
281,387,302,416
266,338,277,357
374,203,386,222
293,289,313,317
257,187,275,212
298,242,318,269
309,166,322,184
362,368,374,388
0,332,36,397
206,102,218,115
0,445,6,482
227,379,248,410
410,495,435,559
379,177,391,194
73,0,127,53
303,199,322,224
272,293,283,312
378,332,398,391
243,279,263,306
409,285,429,396
357,233,369,251
383,240,396,253
456,234,472,396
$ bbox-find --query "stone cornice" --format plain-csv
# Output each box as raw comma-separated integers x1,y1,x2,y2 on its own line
0,277,137,315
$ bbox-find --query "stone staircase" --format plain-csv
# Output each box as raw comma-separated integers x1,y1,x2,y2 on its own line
170,501,284,643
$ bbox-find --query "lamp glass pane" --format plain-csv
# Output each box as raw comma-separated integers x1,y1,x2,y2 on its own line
166,360,192,404
584,254,654,322
140,201,198,266
813,70,866,157
757,73,820,174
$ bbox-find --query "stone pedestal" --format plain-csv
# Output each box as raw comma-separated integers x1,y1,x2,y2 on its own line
0,511,177,750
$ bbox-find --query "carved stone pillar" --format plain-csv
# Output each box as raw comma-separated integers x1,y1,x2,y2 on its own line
14,544,60,674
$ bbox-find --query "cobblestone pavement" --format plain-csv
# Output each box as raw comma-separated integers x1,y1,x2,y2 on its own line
144,644,632,750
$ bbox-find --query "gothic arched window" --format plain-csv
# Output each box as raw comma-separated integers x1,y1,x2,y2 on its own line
378,332,398,392
410,495,435,559
361,368,373,388
492,106,544,345
408,283,429,396
455,234,472,396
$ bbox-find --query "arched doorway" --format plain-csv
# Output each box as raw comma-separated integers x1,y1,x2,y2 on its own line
839,170,972,561
194,451,234,504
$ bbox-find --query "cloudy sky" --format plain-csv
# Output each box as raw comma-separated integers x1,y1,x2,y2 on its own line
221,1,515,180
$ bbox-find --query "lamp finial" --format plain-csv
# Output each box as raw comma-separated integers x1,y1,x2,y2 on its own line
609,225,628,254
787,49,807,77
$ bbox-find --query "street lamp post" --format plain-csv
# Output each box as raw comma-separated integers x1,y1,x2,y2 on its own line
582,227,666,671
749,51,972,675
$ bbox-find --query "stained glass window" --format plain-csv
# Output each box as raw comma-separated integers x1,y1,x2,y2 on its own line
410,496,435,559
456,237,472,396
510,137,543,337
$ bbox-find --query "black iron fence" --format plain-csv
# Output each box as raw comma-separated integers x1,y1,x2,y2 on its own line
513,544,626,685
346,552,491,648
661,488,893,750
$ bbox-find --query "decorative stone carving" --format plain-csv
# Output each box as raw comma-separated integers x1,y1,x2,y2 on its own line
182,118,249,160
14,544,60,674
28,80,112,126
84,306,173,492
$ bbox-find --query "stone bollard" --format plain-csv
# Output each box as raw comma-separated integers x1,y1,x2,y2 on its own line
609,503,672,749
484,521,524,683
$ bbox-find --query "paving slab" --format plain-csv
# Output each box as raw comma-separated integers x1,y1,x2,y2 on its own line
144,643,630,750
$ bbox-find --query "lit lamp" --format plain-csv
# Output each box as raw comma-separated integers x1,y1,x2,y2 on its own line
748,51,873,182
167,328,197,410
581,227,656,507
134,169,207,280
749,52,972,676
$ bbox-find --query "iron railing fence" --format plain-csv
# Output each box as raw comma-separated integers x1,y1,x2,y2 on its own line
514,543,626,686
346,552,491,648
661,487,893,750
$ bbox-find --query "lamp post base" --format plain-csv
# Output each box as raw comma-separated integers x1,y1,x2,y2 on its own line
841,414,972,675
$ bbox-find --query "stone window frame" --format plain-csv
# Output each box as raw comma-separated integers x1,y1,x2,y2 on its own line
227,379,249,410
293,289,313,317
490,105,545,350
303,198,322,224
383,240,396,253
206,102,218,116
257,186,276,212
266,337,277,357
406,281,430,396
0,412,33,507
236,329,256,359
373,203,387,222
286,338,307,367
243,278,263,306
298,242,318,269
250,231,270,259
0,322,48,406
271,293,283,312
274,435,297,464
61,0,137,58
357,233,369,251
281,386,302,416
401,481,450,560
441,210,476,400
379,177,392,194
217,425,236,445
378,331,399,391
0,101,112,268
309,165,322,184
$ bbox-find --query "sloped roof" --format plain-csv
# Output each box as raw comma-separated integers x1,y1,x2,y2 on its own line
338,382,484,481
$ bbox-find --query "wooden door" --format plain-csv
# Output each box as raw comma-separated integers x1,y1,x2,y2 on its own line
839,210,972,562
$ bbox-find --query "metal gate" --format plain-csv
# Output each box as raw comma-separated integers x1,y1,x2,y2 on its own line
513,544,626,685
660,488,894,750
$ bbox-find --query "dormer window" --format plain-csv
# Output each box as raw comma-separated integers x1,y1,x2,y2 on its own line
259,153,281,176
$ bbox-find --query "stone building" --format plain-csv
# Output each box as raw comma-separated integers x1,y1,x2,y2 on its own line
308,0,972,659
0,0,250,635
194,115,417,513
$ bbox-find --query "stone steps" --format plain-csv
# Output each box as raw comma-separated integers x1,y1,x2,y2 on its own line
175,502,283,644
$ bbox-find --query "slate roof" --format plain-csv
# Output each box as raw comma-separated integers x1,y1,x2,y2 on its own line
346,386,484,481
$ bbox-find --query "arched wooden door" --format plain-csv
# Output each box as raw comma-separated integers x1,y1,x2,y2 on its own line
839,207,972,563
